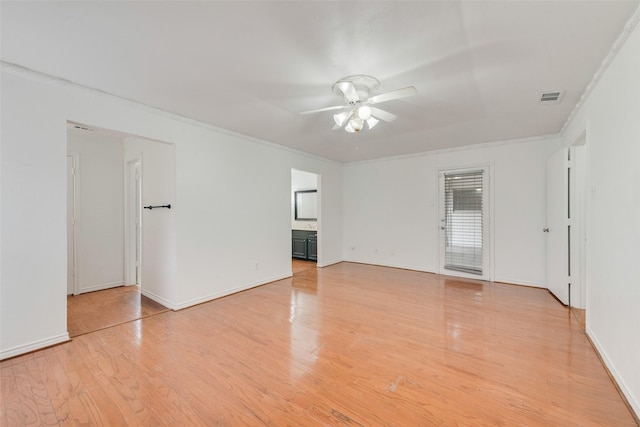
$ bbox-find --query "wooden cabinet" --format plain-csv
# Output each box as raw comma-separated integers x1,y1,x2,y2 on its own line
292,236,308,259
292,230,317,261
307,235,317,261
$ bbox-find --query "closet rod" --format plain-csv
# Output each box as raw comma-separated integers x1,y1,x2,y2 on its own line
144,204,171,210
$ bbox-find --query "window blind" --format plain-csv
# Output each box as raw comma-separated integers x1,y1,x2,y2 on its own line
444,170,484,275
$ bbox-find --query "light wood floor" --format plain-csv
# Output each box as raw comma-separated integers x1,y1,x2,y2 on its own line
67,285,169,337
2,263,636,425
291,257,317,274
571,307,587,331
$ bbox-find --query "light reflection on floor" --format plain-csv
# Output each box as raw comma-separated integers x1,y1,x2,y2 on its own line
289,259,320,379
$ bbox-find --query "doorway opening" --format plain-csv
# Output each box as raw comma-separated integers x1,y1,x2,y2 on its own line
291,169,320,273
66,123,172,337
545,141,586,324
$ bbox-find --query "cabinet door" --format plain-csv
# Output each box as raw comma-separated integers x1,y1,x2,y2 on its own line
292,237,308,259
307,237,317,261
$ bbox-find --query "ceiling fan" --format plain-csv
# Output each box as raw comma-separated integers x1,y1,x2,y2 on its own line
300,75,417,133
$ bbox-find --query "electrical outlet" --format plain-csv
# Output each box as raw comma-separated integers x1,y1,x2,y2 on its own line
255,263,259,271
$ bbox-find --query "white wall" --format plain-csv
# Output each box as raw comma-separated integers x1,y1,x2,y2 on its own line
67,129,125,294
343,137,557,287
291,169,317,231
124,137,176,306
0,65,343,359
562,17,640,416
1,72,69,358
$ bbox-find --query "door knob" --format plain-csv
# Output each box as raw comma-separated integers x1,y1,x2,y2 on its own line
441,226,446,230
543,228,549,233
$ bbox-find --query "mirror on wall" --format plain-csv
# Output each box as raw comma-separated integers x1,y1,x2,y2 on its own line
294,190,317,220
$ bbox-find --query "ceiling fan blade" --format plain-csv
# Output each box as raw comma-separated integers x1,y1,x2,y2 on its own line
337,81,360,103
368,86,417,105
299,105,346,115
370,107,397,123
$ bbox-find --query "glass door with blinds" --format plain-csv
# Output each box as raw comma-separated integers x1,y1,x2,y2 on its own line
438,167,490,280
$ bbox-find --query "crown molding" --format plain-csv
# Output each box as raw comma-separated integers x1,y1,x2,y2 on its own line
560,3,640,136
344,133,561,166
0,61,341,166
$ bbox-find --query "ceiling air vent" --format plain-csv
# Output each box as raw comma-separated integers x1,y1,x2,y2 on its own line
539,91,564,104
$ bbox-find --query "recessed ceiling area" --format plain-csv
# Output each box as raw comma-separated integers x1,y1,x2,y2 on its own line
1,1,638,162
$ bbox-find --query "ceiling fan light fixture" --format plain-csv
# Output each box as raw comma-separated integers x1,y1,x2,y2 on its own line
301,74,418,134
333,111,351,127
349,117,364,132
357,105,372,120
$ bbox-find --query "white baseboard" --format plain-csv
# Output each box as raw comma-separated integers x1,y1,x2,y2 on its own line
0,333,70,361
493,276,546,288
317,258,343,268
172,273,292,311
587,327,640,420
76,280,124,294
342,258,434,273
141,289,178,310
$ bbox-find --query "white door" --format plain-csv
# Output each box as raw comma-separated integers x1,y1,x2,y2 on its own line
546,148,569,305
125,158,142,286
67,155,77,295
438,167,490,280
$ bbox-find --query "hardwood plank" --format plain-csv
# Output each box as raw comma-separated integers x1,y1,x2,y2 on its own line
67,286,169,337
2,263,636,425
292,258,317,275
572,307,586,331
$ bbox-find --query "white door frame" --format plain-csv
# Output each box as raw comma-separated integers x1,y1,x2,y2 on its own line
124,156,142,287
437,164,493,281
67,152,80,295
316,173,323,267
570,133,587,309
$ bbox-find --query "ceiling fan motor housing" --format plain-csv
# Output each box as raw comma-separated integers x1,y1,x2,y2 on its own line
332,75,380,102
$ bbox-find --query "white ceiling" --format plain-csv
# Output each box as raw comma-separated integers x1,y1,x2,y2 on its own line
2,1,638,162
